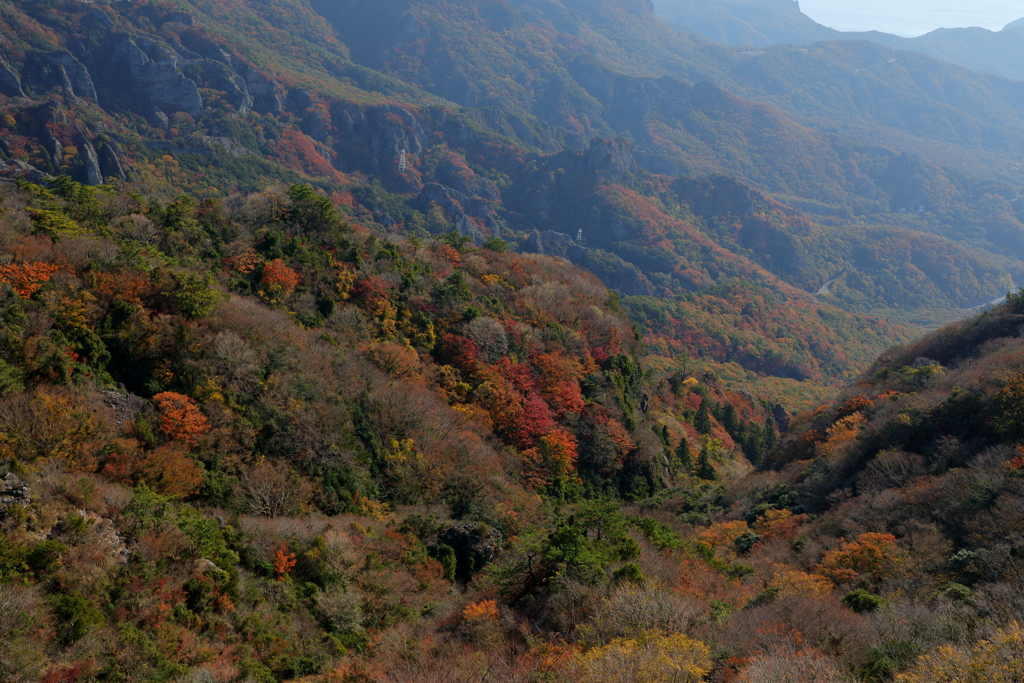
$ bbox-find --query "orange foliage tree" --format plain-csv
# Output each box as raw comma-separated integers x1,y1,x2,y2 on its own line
152,392,210,446
0,261,60,298
462,599,500,623
816,532,902,585
274,544,297,581
260,259,300,298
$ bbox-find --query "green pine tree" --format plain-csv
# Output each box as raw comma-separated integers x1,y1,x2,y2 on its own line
722,403,739,434
0,359,25,396
675,436,692,474
694,398,713,435
695,444,717,481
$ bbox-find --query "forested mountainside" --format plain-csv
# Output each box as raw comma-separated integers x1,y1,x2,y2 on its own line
0,177,783,681
4,0,1024,681
4,177,1024,682
1,0,1023,330
656,0,1024,82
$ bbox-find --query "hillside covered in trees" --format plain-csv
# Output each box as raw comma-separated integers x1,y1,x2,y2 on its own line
4,175,1024,682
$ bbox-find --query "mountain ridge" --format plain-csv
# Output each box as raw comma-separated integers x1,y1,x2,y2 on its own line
656,0,1024,81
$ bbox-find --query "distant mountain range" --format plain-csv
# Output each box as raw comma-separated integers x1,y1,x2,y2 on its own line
656,0,1024,81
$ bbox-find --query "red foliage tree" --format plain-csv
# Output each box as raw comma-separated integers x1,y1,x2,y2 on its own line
439,333,483,379
152,392,210,446
260,259,300,296
521,427,579,488
535,352,585,418
274,544,297,581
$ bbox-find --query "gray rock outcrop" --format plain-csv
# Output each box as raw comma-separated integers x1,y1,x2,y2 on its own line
77,132,103,185
100,143,127,181
44,131,64,166
244,66,284,114
367,104,427,172
48,99,68,125
89,7,116,28
436,155,500,200
193,59,251,113
101,390,148,426
47,51,98,101
0,472,30,517
417,183,489,244
0,159,52,182
586,137,636,181
429,522,502,582
0,56,24,98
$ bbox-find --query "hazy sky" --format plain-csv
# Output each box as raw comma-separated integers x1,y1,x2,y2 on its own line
798,0,1024,36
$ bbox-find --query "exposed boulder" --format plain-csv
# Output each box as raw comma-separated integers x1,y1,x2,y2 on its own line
101,390,148,426
429,522,502,583
0,56,24,98
148,106,170,132
0,471,30,519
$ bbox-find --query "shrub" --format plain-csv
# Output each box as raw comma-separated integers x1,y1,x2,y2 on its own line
842,589,887,613
315,585,364,634
52,594,102,645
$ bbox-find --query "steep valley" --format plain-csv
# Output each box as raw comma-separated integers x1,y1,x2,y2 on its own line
2,1,1024,681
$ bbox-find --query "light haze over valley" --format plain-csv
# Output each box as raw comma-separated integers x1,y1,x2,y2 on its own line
799,0,1023,35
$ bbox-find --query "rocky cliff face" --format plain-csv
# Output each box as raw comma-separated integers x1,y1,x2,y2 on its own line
0,56,24,98
76,131,103,186
45,52,98,102
113,34,204,116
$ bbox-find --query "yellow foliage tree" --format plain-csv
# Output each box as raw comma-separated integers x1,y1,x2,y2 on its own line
579,633,712,683
697,520,749,549
0,386,108,470
898,622,1024,683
